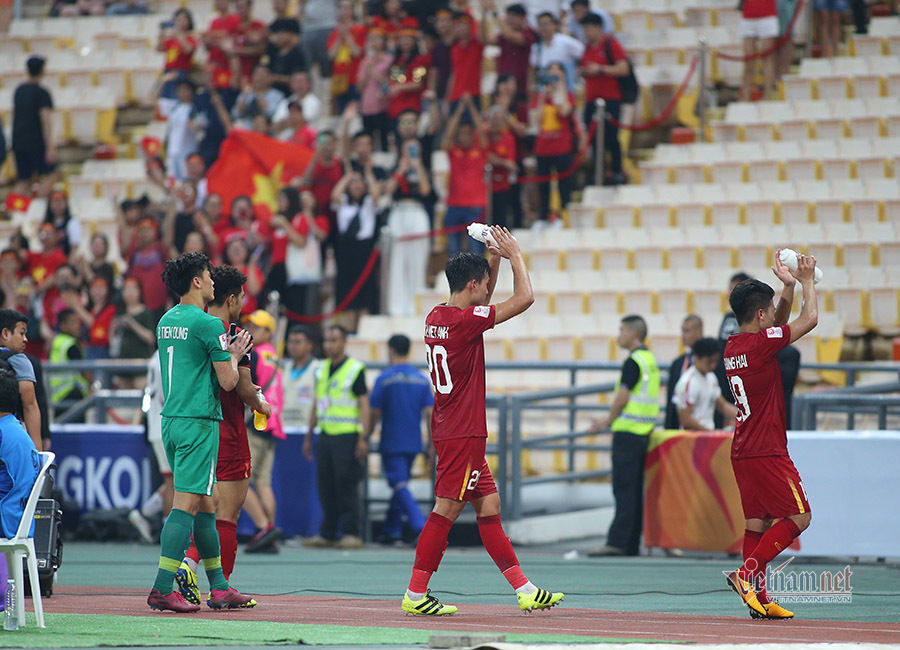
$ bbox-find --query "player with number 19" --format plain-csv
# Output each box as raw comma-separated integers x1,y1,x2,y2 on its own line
148,252,256,613
401,226,564,617
722,250,819,621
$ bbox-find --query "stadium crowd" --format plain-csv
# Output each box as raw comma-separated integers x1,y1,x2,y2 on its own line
3,0,874,366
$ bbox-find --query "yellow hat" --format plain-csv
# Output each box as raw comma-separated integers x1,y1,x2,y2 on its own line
243,309,276,332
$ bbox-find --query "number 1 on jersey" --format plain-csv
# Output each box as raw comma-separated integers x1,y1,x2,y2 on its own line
729,375,751,422
425,344,453,394
166,345,174,400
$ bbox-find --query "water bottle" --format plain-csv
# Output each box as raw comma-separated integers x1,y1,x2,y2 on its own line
4,579,17,631
467,223,497,247
253,389,268,431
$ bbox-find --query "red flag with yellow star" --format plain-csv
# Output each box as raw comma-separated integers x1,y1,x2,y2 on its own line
207,129,315,215
5,193,32,213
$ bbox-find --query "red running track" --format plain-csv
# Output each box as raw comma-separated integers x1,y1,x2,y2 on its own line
39,587,900,644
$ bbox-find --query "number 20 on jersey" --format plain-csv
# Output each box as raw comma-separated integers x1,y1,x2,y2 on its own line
425,344,453,394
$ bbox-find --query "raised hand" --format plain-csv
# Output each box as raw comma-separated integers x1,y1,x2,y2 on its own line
771,248,796,287
487,225,520,260
229,328,253,359
792,254,817,284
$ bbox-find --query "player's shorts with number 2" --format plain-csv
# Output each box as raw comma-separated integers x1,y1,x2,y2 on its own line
732,455,811,520
434,437,497,502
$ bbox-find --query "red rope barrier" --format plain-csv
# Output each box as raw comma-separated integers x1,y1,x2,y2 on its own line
516,120,599,184
605,55,700,131
282,223,472,324
713,0,806,62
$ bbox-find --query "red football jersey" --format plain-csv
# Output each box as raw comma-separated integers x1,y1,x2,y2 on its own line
424,303,496,442
218,320,252,457
723,324,792,459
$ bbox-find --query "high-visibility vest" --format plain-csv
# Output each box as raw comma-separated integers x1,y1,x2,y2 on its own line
612,348,660,435
315,356,365,435
49,333,89,403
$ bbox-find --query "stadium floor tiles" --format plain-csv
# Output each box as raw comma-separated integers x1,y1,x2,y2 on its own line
3,542,899,647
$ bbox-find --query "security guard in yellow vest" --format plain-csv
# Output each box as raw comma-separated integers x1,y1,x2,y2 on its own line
303,325,373,549
49,309,89,419
589,315,660,557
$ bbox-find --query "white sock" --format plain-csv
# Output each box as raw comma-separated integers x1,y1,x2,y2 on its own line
406,589,425,600
515,581,537,595
184,557,199,574
141,491,164,518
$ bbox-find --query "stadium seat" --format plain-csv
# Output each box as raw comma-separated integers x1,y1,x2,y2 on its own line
869,288,900,336
851,35,886,57
832,287,871,335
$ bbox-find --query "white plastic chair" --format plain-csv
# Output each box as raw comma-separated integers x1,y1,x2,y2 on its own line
0,451,54,628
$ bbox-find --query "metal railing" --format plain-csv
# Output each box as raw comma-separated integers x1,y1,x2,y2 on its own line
793,380,900,430
42,359,900,426
506,382,618,520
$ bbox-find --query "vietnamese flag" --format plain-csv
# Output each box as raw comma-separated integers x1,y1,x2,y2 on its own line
207,129,315,215
5,193,31,213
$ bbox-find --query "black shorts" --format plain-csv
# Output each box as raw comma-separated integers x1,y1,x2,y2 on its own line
14,147,55,180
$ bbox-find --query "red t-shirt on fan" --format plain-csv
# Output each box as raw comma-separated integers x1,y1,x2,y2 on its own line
447,145,487,207
581,37,626,102
723,324,792,459
742,0,777,18
424,303,496,442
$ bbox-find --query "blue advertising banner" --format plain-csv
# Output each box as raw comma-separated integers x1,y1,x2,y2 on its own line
51,425,322,537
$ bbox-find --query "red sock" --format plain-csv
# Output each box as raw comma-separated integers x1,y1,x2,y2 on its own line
741,519,801,591
408,513,453,594
477,515,526,589
216,520,238,580
743,529,768,604
185,536,200,564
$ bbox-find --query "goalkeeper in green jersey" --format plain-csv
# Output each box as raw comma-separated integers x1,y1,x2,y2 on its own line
148,252,257,612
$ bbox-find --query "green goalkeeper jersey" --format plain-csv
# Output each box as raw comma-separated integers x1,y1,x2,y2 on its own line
157,304,231,421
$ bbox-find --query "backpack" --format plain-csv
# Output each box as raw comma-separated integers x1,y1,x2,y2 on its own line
604,38,639,104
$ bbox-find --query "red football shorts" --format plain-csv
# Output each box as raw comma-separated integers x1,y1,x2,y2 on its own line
732,454,811,520
434,436,497,502
217,421,252,482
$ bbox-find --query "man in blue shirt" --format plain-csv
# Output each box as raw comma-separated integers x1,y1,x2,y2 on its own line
0,309,43,449
0,367,40,541
366,335,434,545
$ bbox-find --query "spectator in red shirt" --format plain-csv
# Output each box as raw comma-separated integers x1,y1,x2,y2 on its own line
447,13,484,115
298,131,344,220
28,223,67,289
157,8,196,103
485,106,519,231
427,9,455,105
442,94,487,255
283,100,318,147
327,0,367,114
223,237,265,315
580,12,629,185
529,62,581,228
268,187,330,319
231,0,267,84
126,219,170,316
483,2,536,100
387,23,431,127
62,276,116,359
203,0,241,92
741,0,779,98
357,29,393,152
370,0,406,44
